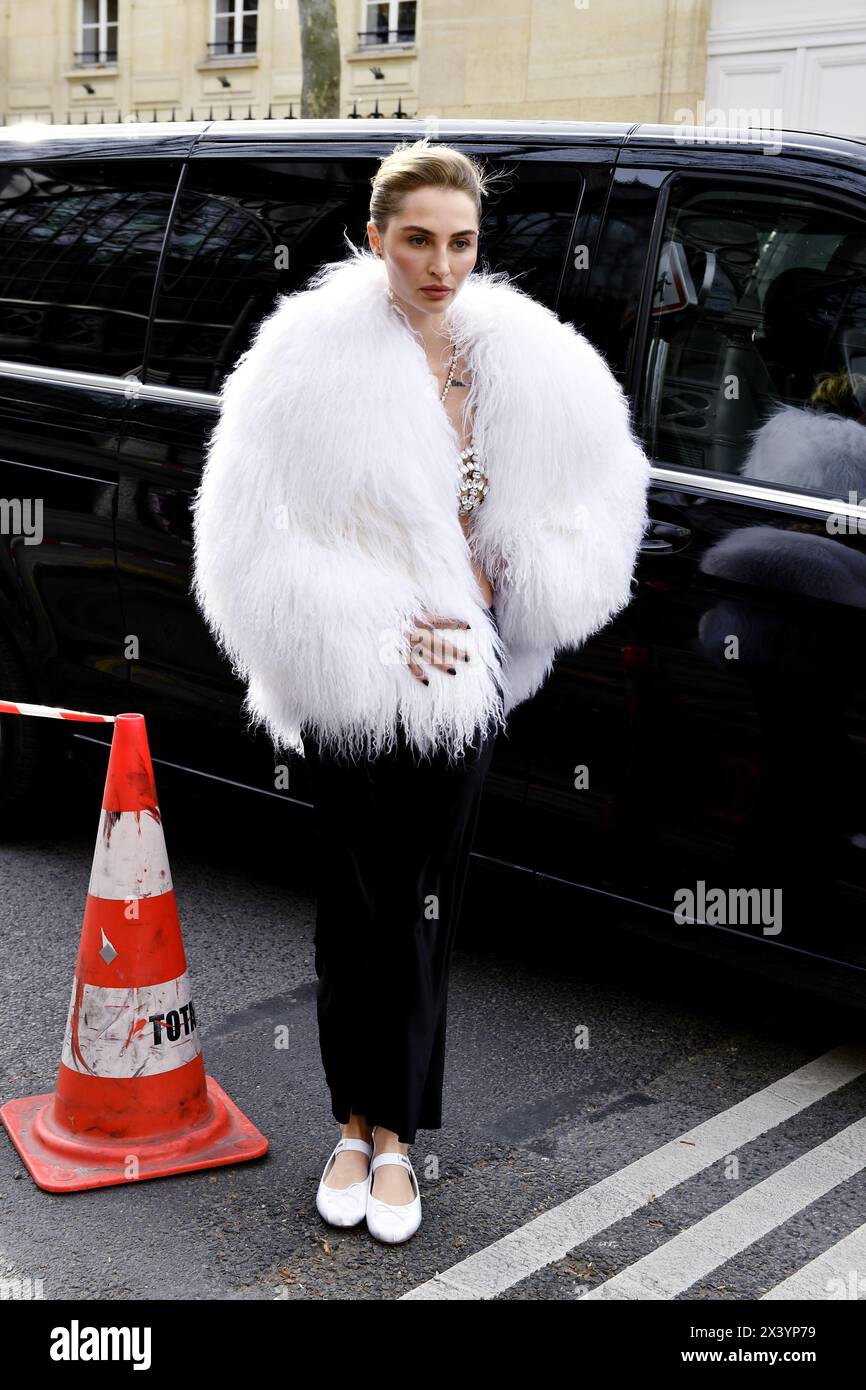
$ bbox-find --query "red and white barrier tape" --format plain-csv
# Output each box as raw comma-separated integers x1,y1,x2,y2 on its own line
0,700,117,722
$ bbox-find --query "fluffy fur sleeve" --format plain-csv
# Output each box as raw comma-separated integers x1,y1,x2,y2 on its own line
188,295,431,760
481,307,652,652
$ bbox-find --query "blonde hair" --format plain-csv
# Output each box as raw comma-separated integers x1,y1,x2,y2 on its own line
810,370,866,419
368,136,497,243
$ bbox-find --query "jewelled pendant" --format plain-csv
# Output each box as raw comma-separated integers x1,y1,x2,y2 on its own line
458,442,489,515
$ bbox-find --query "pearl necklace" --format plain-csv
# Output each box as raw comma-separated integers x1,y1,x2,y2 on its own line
440,342,490,516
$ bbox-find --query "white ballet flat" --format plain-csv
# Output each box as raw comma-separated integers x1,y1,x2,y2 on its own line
315,1136,373,1228
365,1151,422,1244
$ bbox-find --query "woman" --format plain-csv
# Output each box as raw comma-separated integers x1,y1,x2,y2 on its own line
190,138,651,1245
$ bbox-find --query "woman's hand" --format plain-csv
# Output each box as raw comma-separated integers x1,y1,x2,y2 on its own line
406,612,471,685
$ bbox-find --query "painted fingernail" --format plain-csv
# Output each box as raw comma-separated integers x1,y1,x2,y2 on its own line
422,677,429,685
447,667,456,675
464,654,470,662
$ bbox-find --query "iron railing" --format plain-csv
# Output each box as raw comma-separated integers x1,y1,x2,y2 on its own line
206,40,257,57
357,28,416,45
73,49,118,65
1,97,416,125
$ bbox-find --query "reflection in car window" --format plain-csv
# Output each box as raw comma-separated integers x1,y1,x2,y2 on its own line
0,161,176,376
639,183,866,499
147,157,581,392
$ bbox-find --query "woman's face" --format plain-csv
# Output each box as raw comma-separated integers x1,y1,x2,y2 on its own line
367,186,479,319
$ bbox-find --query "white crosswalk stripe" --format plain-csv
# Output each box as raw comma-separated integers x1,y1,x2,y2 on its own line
760,1223,866,1300
401,1042,866,1300
582,1115,866,1298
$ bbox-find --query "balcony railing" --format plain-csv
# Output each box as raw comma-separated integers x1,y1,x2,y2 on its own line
73,49,118,66
356,28,416,46
206,40,257,57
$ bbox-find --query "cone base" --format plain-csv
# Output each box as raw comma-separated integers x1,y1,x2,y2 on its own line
0,1075,269,1193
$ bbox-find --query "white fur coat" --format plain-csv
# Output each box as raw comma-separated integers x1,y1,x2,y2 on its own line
740,402,866,497
189,244,651,763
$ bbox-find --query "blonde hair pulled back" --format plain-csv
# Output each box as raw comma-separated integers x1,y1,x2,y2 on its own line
368,136,499,245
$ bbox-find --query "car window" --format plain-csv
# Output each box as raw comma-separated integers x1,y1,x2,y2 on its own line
0,159,180,377
146,158,376,393
473,156,582,311
639,180,866,500
146,155,581,393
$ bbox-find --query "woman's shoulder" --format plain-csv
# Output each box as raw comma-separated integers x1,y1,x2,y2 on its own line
461,273,619,391
462,272,602,359
217,275,368,410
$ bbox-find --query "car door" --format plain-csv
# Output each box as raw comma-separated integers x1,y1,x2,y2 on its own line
0,144,188,737
114,143,390,804
449,136,625,864
525,131,866,975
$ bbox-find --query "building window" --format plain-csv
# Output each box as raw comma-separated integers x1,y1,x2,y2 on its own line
209,0,258,58
76,0,118,66
359,1,416,47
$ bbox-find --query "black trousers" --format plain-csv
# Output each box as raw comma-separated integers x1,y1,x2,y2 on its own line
303,606,501,1144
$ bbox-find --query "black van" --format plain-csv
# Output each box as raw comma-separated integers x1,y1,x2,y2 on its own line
1,118,865,996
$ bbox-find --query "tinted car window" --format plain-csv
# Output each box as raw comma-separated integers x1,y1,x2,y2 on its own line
474,156,582,309
639,179,866,496
146,155,582,392
0,160,179,376
146,158,375,392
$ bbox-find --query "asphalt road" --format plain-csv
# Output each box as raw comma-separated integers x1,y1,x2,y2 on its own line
1,747,865,1303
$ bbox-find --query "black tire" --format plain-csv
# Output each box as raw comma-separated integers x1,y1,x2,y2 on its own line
0,630,72,836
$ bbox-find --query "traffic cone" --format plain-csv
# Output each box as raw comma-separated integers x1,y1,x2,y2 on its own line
0,712,269,1192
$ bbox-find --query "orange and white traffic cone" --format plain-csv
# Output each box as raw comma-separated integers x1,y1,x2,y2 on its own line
0,712,268,1192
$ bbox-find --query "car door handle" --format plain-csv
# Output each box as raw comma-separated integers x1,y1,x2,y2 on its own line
640,520,692,553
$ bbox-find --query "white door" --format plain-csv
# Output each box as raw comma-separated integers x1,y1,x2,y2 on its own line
706,0,866,138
